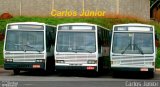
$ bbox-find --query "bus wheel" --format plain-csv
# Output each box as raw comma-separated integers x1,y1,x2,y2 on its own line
13,69,20,75
87,71,99,77
112,71,119,78
148,71,154,78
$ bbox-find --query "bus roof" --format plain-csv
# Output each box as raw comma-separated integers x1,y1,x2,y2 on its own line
113,23,154,27
7,22,45,26
57,23,97,26
57,23,110,30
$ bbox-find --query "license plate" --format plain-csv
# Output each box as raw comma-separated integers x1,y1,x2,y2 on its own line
87,66,95,70
69,64,82,66
140,68,148,71
33,64,40,68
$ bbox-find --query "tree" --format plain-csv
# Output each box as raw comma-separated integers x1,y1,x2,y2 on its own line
150,0,158,5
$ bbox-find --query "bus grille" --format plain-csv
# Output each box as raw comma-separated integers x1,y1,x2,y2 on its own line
56,54,96,64
112,55,154,66
5,53,44,62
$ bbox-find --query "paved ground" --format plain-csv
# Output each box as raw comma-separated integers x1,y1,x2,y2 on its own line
0,68,160,87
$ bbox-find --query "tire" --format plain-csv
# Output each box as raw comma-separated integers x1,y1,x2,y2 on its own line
148,71,154,78
46,56,55,75
87,71,99,77
13,69,20,75
112,71,117,77
112,71,120,78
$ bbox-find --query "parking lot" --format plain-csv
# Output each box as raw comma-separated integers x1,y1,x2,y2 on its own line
0,68,160,87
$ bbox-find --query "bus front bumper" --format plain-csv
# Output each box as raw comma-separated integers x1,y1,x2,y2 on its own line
4,62,45,70
55,65,97,71
111,67,154,72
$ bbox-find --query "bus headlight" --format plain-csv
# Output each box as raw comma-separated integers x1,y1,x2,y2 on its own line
87,60,97,64
36,59,45,62
111,61,120,65
145,62,154,66
56,60,65,63
5,59,13,62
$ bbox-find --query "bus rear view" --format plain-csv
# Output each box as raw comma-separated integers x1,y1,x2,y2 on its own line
110,23,156,77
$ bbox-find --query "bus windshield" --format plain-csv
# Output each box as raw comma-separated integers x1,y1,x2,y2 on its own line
112,32,153,54
5,30,44,51
56,32,96,53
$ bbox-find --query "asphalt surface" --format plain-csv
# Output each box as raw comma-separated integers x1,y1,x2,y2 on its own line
0,68,160,87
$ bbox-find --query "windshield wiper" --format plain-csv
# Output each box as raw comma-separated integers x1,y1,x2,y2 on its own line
7,41,23,46
121,44,131,54
84,49,93,53
71,48,93,53
24,44,41,53
7,41,24,50
7,41,42,53
134,43,144,55
121,43,144,55
70,50,78,53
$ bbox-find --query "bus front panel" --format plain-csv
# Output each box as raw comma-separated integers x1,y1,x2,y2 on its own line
4,24,46,70
55,25,98,71
110,25,155,72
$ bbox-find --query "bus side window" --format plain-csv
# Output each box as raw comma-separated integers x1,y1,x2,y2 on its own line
98,43,102,54
46,26,55,52
46,31,51,52
98,29,102,54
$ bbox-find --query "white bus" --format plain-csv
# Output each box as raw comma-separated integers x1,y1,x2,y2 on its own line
110,23,156,77
55,23,110,72
3,22,56,74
